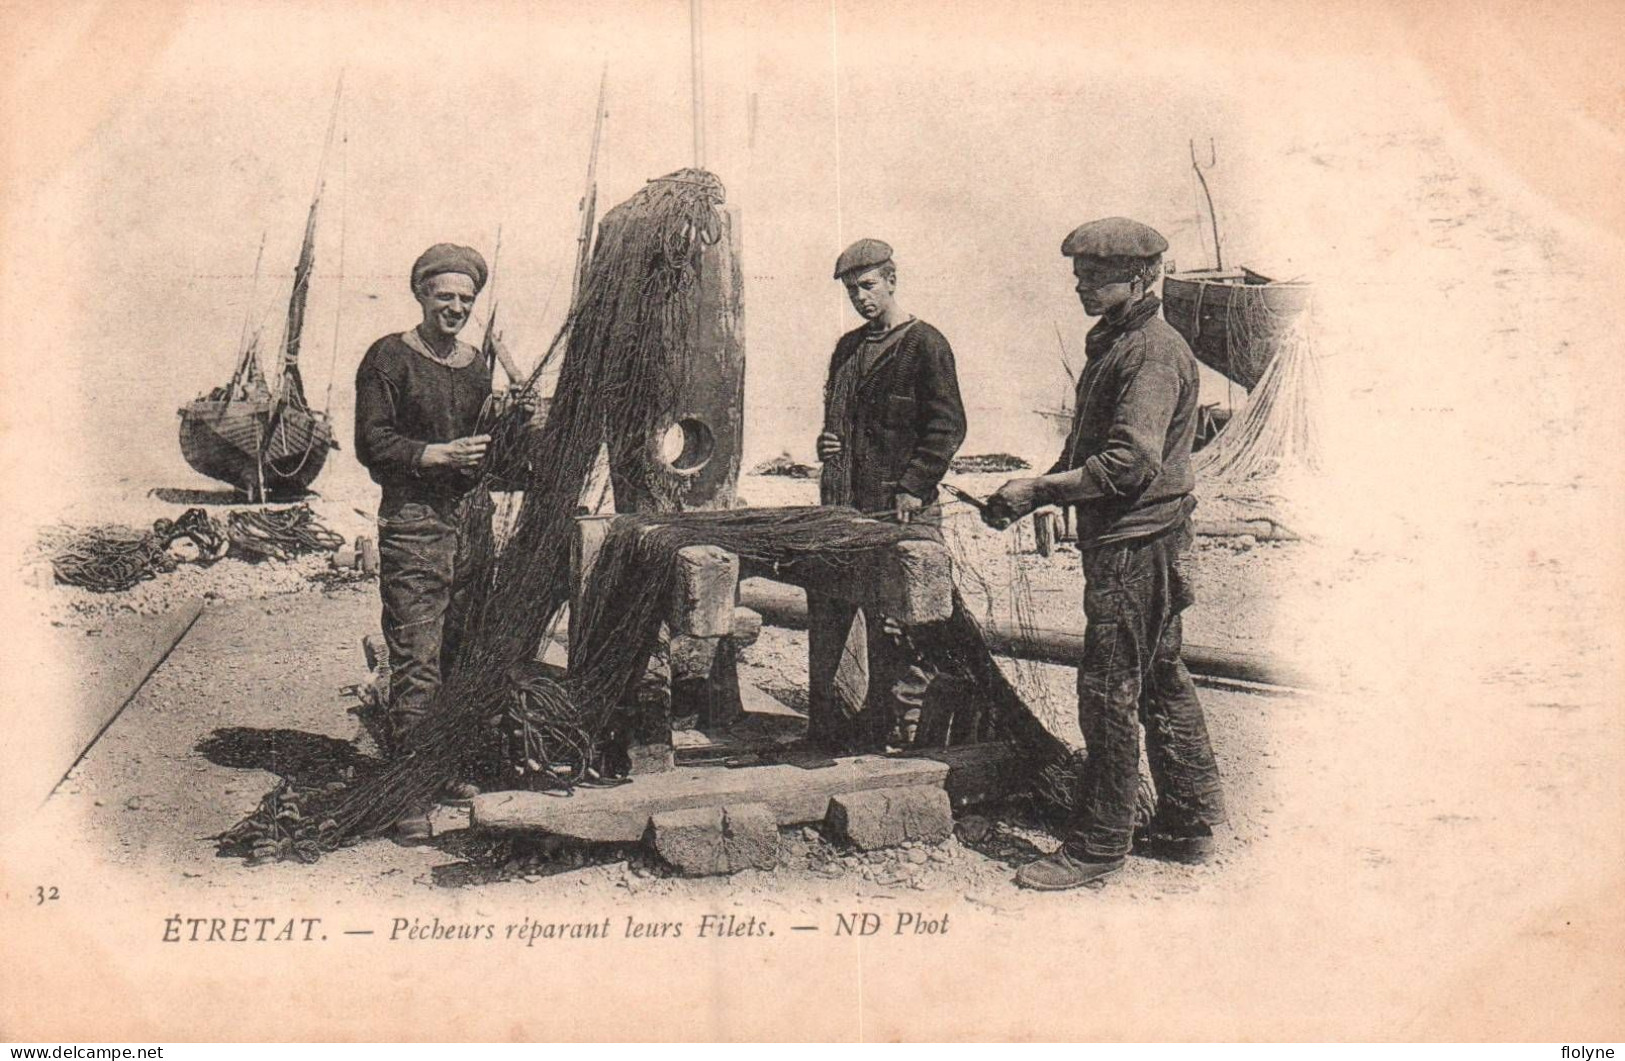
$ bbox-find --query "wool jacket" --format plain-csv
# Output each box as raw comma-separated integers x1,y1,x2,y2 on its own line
1041,296,1200,546
820,318,967,511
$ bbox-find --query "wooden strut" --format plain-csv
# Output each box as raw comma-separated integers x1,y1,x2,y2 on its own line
481,227,525,385
1190,137,1223,271
690,0,706,169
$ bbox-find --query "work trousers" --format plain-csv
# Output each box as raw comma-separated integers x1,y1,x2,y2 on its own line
1071,519,1225,859
805,510,940,751
806,598,932,750
377,494,477,745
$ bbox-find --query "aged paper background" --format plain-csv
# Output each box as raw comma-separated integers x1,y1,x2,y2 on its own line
2,0,1622,1042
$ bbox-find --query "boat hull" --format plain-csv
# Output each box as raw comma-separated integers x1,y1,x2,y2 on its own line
178,398,335,499
1162,271,1312,390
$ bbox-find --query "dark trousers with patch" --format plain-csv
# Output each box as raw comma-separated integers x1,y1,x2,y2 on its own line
806,598,929,750
1071,519,1225,859
377,495,476,744
805,510,940,751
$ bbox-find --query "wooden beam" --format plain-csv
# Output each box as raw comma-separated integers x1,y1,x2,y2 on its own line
747,537,954,624
739,580,1314,690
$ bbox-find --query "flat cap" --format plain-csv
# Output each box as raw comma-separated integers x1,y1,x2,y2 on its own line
1060,217,1168,260
411,243,489,294
834,238,894,279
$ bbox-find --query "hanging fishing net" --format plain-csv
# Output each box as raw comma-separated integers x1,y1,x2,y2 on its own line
1193,290,1321,531
218,169,1083,864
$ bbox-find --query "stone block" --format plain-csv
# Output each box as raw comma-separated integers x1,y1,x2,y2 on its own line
669,634,719,681
825,785,953,851
880,539,954,625
671,545,739,636
730,606,763,646
648,801,778,876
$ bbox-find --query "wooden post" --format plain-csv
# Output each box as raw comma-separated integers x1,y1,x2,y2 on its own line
1033,510,1056,557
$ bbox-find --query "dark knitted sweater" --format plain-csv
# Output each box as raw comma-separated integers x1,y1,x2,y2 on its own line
354,331,491,508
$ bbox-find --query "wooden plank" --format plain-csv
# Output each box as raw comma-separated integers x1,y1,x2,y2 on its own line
671,544,738,636
915,742,1023,808
471,753,949,842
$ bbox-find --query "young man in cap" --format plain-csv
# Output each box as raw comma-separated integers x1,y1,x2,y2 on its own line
984,217,1225,890
810,238,967,750
355,243,502,763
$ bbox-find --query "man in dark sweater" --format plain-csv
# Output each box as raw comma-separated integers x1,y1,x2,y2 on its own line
811,238,967,750
355,243,496,755
985,217,1225,890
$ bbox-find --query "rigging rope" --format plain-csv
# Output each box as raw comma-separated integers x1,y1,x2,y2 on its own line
47,510,226,592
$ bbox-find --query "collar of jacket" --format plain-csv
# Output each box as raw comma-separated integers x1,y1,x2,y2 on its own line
851,317,919,389
1084,295,1162,360
401,328,479,369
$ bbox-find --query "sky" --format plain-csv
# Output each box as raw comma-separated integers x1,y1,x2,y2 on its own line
5,0,1611,508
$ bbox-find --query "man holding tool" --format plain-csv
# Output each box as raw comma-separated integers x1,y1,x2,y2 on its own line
983,217,1225,890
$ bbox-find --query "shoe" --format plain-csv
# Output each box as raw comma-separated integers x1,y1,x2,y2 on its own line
1133,824,1214,863
1015,849,1124,891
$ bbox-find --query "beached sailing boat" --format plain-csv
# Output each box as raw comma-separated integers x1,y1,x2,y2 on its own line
1160,139,1312,392
177,86,342,500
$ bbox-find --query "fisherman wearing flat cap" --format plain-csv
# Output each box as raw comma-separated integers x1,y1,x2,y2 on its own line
983,217,1226,890
809,238,967,751
355,243,507,770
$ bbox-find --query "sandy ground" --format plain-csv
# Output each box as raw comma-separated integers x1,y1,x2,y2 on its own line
23,462,1296,906
36,578,1282,911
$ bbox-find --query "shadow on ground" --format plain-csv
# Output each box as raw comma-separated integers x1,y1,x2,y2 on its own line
955,804,1053,868
150,486,322,506
196,726,382,787
421,832,649,888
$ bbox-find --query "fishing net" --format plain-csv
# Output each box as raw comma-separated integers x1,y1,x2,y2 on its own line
224,504,345,561
1194,290,1321,529
221,169,743,857
45,509,229,592
219,168,1081,864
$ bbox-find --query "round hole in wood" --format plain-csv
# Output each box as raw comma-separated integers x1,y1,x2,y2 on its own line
658,418,714,474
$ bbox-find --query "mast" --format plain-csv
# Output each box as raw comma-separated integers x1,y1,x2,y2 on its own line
571,65,608,311
689,0,706,169
1190,137,1223,271
280,76,344,410
481,226,525,384
228,233,268,398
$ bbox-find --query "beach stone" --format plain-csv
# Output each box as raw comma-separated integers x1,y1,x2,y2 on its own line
647,802,778,877
826,785,953,851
